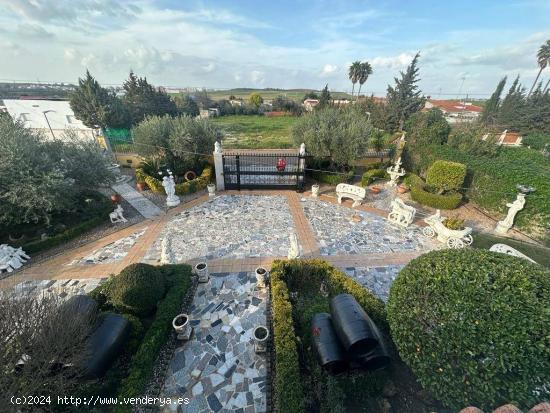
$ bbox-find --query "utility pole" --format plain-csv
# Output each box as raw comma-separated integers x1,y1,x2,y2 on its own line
42,110,56,141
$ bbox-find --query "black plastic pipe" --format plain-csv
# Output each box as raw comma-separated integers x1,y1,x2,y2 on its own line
311,313,348,375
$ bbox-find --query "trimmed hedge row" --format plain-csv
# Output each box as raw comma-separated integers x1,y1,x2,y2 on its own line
114,264,192,412
270,260,305,413
411,185,462,210
310,169,354,185
361,169,388,187
403,173,424,189
270,259,388,412
135,166,213,196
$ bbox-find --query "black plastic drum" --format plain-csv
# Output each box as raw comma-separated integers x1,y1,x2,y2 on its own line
311,313,347,375
330,294,379,358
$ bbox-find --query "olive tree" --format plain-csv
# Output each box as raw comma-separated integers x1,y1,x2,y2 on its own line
292,106,372,170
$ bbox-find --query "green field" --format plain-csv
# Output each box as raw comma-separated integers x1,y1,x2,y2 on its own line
211,115,300,149
177,88,353,102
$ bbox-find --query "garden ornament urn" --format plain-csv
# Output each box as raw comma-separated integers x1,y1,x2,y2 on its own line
207,183,216,197
276,158,286,172
195,262,209,283
255,267,268,288
253,325,269,353
311,184,320,198
172,314,193,341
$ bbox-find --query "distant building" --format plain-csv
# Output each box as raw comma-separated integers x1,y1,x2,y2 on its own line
424,99,483,123
199,108,220,118
229,99,243,106
303,99,319,111
497,130,523,146
3,99,96,141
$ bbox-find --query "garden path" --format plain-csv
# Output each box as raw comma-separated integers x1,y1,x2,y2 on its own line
111,182,164,219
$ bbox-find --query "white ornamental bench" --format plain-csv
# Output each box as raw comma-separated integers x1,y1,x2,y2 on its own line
336,183,366,207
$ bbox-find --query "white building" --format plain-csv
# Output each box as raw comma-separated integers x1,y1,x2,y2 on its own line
3,99,97,141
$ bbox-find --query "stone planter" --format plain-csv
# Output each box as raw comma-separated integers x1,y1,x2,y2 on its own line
255,267,268,288
253,325,269,353
207,184,216,197
311,184,320,198
172,313,193,341
194,262,209,283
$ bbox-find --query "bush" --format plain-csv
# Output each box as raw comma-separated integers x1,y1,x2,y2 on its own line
387,249,550,410
443,216,465,230
411,185,462,209
402,173,424,189
426,160,466,193
522,133,550,151
361,169,388,186
135,165,212,196
108,263,165,316
115,264,192,412
311,170,354,185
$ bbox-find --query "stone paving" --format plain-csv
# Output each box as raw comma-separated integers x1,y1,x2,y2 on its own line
162,272,268,413
343,265,404,302
2,278,105,299
112,182,164,219
144,195,297,264
68,228,148,265
300,198,435,255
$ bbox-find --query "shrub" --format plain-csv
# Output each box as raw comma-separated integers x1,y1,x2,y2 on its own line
108,263,165,316
522,133,550,151
361,169,388,187
115,264,192,412
411,185,462,209
311,170,354,185
387,249,550,410
135,165,212,196
426,160,466,194
443,216,465,230
402,173,424,189
270,261,305,413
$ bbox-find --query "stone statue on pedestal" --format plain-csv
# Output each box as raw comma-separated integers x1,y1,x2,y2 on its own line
496,193,526,234
162,173,180,207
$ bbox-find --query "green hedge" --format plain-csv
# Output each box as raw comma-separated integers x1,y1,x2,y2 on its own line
426,160,466,193
360,169,388,187
115,264,192,412
411,185,462,209
270,259,388,412
310,169,354,185
402,173,424,189
108,263,165,316
387,249,550,410
135,166,213,196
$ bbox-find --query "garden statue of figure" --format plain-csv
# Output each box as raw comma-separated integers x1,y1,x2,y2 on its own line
496,193,526,234
214,141,222,154
288,232,301,259
163,173,180,207
386,157,406,187
109,204,127,223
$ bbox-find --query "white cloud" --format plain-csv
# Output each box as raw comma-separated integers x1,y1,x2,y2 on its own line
320,64,339,77
372,53,416,69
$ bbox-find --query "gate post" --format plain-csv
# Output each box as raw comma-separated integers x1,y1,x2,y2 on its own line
298,143,306,191
213,141,225,191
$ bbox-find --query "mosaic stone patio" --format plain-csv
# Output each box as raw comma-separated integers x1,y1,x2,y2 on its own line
145,195,297,263
68,228,147,265
300,198,435,255
343,265,404,302
3,278,106,300
162,272,267,413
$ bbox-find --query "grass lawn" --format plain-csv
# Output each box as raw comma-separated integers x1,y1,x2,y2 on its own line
211,115,300,149
472,231,550,268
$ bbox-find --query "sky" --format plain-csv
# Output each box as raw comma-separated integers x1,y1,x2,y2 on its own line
0,0,549,97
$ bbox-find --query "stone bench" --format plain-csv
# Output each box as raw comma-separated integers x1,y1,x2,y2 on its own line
336,183,366,207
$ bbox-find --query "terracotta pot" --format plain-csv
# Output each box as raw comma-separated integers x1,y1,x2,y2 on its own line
111,194,122,203
397,185,408,194
136,182,147,192
370,186,381,194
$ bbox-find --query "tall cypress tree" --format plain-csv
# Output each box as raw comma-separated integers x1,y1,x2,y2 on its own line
386,52,425,131
497,76,526,130
480,77,506,127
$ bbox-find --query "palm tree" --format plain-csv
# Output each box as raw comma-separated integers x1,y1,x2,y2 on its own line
357,62,373,99
348,61,361,98
543,78,550,94
528,40,550,97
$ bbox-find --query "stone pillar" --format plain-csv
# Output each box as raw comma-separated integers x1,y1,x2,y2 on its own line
213,141,225,191
298,143,306,189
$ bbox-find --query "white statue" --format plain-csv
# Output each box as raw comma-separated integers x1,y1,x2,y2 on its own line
0,244,30,273
495,193,526,234
109,204,127,223
214,141,222,154
387,198,416,228
299,143,306,156
288,232,301,259
386,157,406,187
162,173,180,207
160,235,175,265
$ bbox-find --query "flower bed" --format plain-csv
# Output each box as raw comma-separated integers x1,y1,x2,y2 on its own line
269,259,435,413
135,166,213,196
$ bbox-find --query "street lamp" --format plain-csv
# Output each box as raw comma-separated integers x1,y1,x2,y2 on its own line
42,110,56,141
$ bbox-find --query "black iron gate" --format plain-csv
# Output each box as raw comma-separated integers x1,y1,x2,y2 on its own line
222,151,306,191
